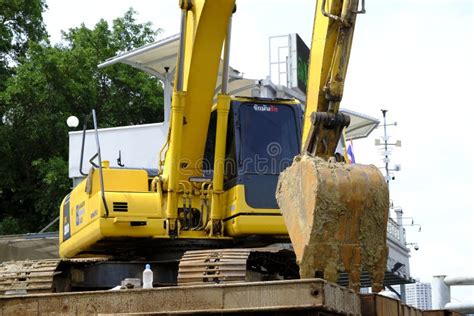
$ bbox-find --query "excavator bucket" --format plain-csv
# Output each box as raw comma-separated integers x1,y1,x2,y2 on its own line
276,155,389,292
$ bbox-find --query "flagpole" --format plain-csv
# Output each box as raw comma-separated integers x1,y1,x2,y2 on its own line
382,109,390,184
377,109,406,302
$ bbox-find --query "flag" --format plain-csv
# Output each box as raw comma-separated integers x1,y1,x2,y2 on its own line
347,139,355,164
342,129,355,164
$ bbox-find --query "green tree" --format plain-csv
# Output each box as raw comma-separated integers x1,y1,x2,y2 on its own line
0,0,48,90
0,9,164,234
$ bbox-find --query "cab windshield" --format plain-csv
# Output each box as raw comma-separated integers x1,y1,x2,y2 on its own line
239,103,300,175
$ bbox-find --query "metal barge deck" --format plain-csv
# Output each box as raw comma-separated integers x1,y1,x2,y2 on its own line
0,279,461,316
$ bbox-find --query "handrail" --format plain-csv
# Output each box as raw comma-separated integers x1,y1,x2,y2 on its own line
92,109,110,217
79,115,89,176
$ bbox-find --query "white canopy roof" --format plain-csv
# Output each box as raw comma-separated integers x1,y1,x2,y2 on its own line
98,34,249,92
340,108,380,140
98,34,180,81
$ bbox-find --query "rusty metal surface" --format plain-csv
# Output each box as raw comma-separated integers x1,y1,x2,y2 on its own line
277,155,389,292
0,279,361,315
0,259,61,294
401,304,423,316
61,257,110,263
360,294,444,316
360,294,400,316
422,311,463,316
110,312,340,316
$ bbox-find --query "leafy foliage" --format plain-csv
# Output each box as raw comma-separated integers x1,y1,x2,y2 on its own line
0,8,164,234
0,0,48,90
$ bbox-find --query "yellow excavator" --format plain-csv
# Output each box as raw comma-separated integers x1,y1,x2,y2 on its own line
1,0,389,293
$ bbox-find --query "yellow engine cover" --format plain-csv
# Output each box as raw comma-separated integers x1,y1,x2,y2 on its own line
59,168,166,258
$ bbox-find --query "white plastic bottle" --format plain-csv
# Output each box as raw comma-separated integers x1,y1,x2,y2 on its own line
142,264,153,289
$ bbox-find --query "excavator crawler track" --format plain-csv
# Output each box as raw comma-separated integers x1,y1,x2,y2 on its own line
178,249,250,285
0,259,61,294
177,247,299,285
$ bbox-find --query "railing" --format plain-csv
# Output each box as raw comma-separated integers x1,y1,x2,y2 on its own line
387,217,401,242
432,275,474,313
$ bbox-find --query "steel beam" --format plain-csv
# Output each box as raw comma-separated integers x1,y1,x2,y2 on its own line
0,279,360,315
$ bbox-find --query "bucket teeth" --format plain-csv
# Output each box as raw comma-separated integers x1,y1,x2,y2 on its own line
276,155,389,292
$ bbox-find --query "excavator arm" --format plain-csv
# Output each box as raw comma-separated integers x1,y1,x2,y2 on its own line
277,0,390,293
303,0,363,159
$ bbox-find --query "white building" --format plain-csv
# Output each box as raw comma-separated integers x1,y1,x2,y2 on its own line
392,281,432,310
406,281,432,310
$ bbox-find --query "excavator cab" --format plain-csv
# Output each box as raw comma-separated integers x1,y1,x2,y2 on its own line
205,97,303,208
203,97,303,236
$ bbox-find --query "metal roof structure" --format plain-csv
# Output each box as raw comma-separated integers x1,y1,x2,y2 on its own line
98,34,260,121
98,34,180,81
340,108,380,140
99,34,245,83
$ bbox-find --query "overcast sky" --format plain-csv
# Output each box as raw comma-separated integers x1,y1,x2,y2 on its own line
44,0,473,301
